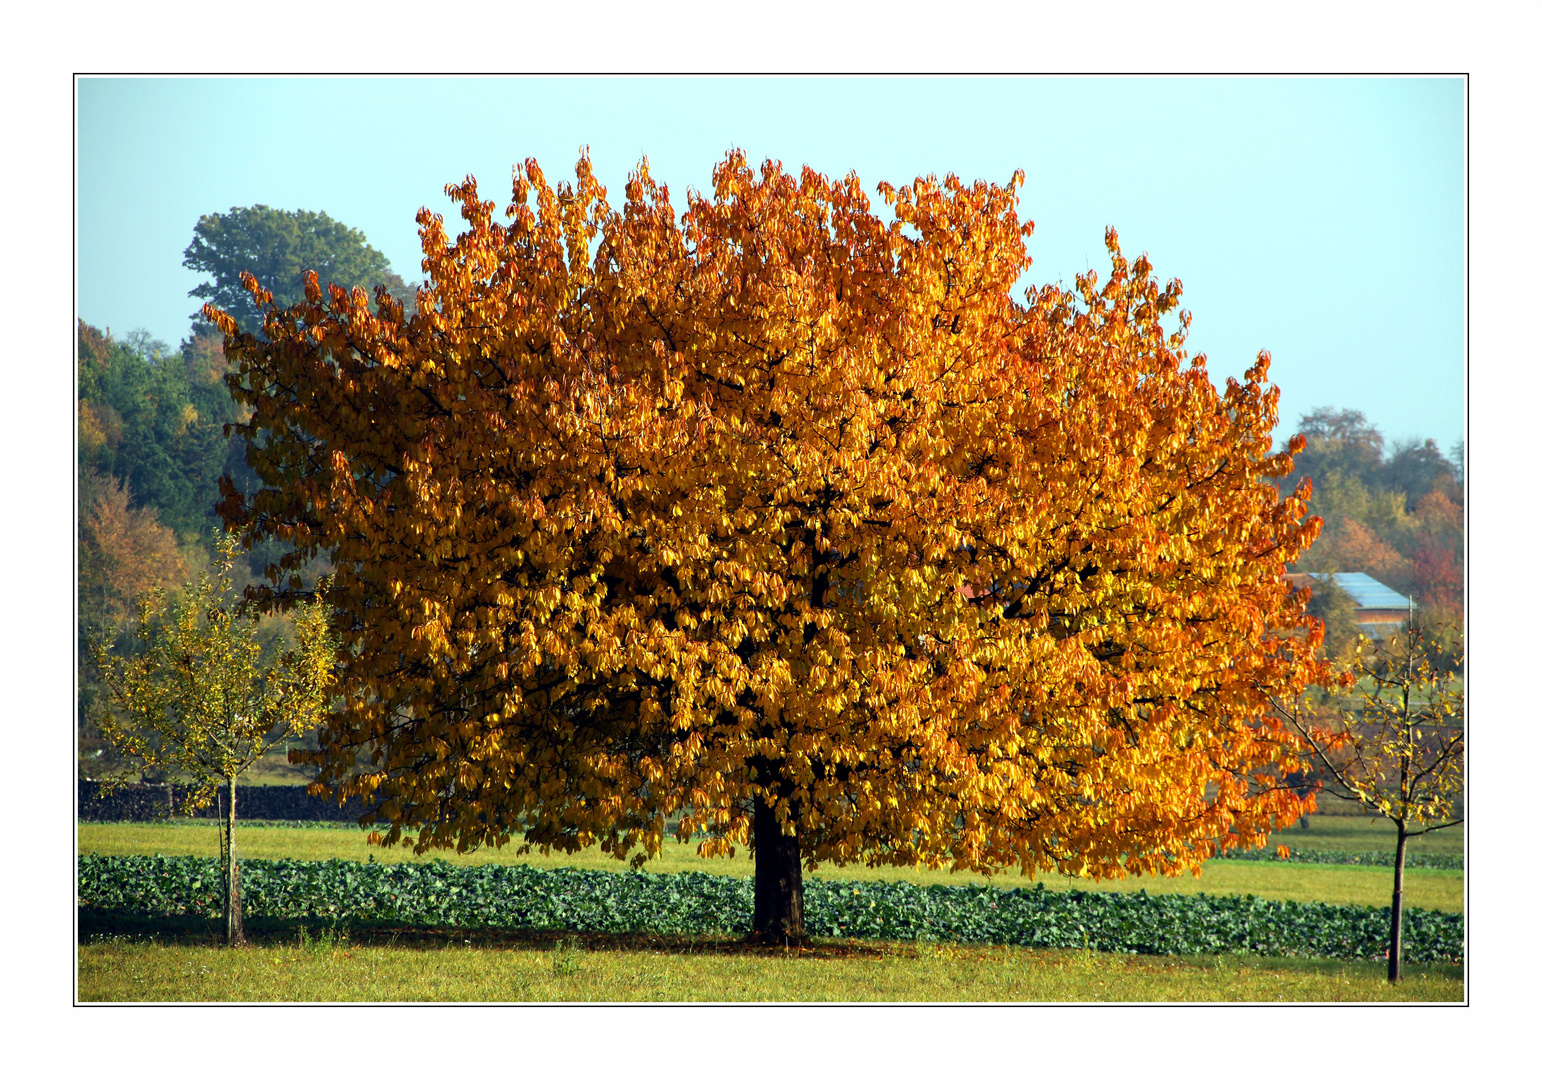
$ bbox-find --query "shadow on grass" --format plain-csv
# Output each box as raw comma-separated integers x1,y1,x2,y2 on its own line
76,909,1465,984
76,908,884,959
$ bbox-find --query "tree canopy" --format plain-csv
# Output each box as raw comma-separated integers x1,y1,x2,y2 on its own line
212,152,1332,942
183,205,413,336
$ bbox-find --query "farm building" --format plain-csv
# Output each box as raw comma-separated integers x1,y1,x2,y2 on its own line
1286,571,1414,640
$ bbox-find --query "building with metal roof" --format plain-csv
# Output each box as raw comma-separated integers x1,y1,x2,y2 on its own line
1285,571,1414,640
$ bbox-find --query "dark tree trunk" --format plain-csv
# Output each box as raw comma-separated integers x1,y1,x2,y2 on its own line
219,776,245,947
1388,822,1407,982
750,792,808,946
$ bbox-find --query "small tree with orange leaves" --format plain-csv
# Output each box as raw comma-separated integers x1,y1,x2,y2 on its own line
213,151,1330,944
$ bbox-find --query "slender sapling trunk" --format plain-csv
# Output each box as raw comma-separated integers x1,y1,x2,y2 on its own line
222,775,245,946
1388,820,1407,982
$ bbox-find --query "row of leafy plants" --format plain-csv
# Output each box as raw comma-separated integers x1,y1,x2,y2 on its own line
77,855,1463,965
1215,848,1463,871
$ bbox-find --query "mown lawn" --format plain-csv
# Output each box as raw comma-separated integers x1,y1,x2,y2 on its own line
76,929,1462,1003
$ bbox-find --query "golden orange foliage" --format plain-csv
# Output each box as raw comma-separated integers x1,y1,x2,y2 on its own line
1317,518,1411,583
213,151,1329,884
1411,489,1463,548
79,467,185,623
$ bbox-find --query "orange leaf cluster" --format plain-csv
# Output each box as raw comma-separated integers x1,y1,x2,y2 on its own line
215,151,1328,878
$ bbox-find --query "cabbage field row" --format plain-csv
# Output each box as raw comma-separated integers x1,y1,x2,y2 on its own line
78,855,1463,964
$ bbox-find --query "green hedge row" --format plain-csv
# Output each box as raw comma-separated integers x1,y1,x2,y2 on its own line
77,855,1463,964
1216,847,1463,871
85,818,361,830
78,780,370,823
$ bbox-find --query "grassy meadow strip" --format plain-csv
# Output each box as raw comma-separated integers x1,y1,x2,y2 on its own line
76,822,1465,913
76,933,1463,1003
1215,848,1462,870
1261,815,1464,855
78,855,1464,965
83,819,1463,867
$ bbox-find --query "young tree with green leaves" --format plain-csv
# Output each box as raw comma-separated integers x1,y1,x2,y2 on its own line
88,535,336,946
1271,621,1464,982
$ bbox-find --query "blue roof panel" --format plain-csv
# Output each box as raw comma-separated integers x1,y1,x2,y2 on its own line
1314,572,1413,611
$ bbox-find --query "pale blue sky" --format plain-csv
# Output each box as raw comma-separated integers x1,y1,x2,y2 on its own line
76,76,1465,452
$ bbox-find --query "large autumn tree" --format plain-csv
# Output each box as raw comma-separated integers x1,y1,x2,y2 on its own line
213,152,1330,944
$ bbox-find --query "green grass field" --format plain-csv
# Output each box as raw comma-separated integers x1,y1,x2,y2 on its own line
76,930,1462,1003
1272,813,1464,856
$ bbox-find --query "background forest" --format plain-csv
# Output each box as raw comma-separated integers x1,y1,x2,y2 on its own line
1282,409,1464,659
75,205,409,776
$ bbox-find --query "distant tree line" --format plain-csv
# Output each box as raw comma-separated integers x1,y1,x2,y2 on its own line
1281,407,1463,659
